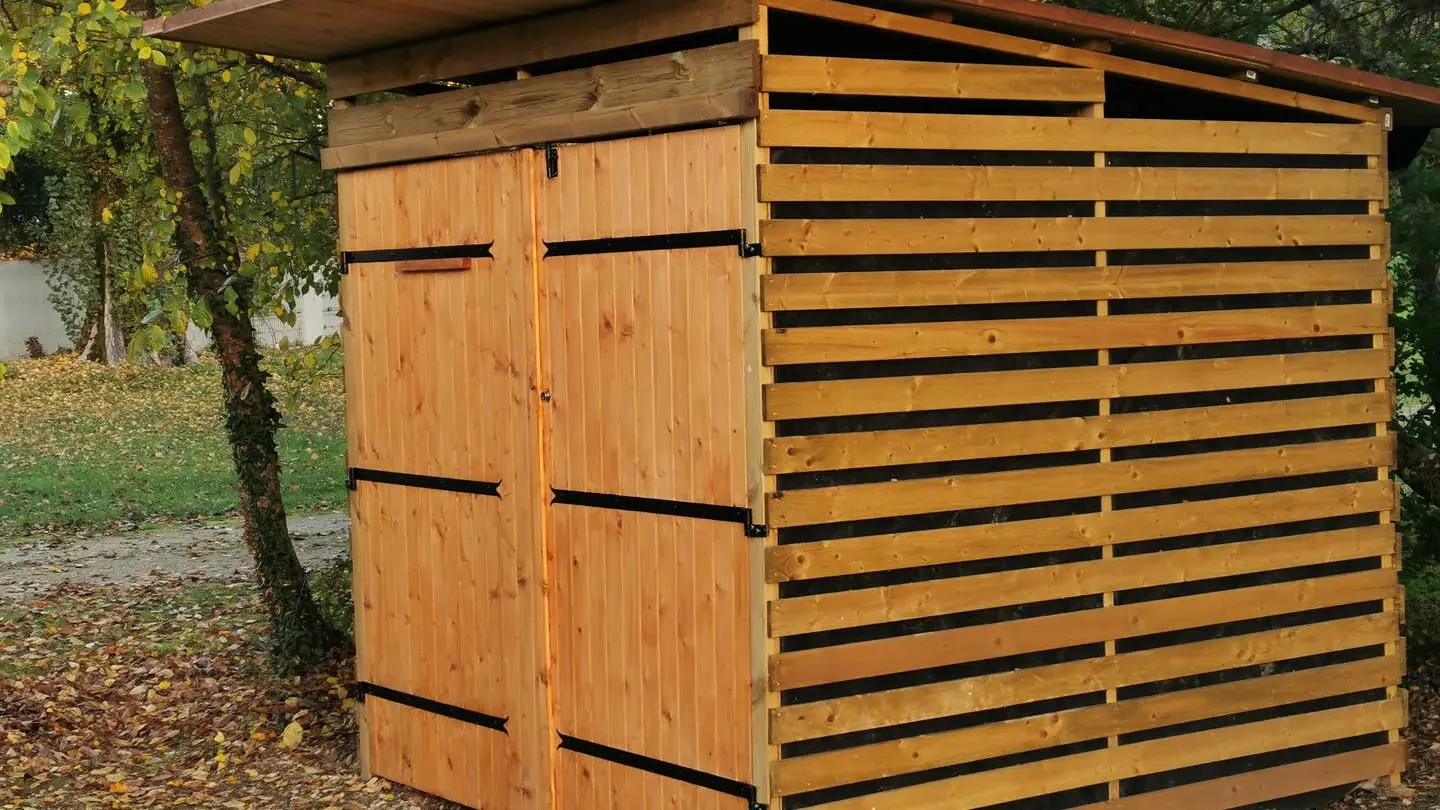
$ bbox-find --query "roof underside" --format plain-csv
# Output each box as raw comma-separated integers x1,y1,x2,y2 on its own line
142,0,605,62
145,0,1440,126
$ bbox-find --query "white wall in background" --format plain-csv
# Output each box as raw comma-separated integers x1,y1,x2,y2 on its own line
188,290,342,351
0,261,71,360
0,259,340,360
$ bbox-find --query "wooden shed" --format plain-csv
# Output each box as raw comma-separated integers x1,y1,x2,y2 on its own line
147,1,1440,808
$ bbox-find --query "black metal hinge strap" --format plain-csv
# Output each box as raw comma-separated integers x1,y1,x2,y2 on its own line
343,243,495,268
358,682,508,733
552,489,763,534
544,229,758,259
348,468,501,497
557,734,757,803
545,144,560,179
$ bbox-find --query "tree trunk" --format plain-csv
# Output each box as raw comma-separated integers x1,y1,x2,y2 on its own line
134,5,345,670
74,317,98,364
93,189,124,366
100,266,123,365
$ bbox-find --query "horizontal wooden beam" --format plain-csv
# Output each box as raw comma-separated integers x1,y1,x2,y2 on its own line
764,347,1389,420
761,55,1104,102
1086,744,1406,810
771,611,1395,741
759,109,1385,154
761,259,1386,311
323,41,760,170
759,164,1386,202
762,0,1376,121
767,435,1392,527
326,0,758,99
763,303,1386,365
765,391,1388,474
760,215,1386,256
767,480,1393,582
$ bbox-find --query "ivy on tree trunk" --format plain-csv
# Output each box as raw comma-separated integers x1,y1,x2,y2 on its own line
132,0,345,671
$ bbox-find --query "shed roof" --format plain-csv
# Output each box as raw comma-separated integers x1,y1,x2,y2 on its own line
142,0,598,62
146,0,1440,126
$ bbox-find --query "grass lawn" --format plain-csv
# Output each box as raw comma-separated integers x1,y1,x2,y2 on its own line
0,348,346,539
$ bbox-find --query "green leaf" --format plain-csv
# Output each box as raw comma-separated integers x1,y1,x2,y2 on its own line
190,298,213,330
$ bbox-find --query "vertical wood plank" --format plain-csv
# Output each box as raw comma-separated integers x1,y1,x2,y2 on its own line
1372,113,1404,787
743,7,777,804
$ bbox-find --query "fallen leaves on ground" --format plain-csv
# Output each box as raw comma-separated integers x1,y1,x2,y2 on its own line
1331,687,1440,810
0,576,454,809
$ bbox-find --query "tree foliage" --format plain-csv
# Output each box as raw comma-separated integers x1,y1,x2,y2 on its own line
0,0,337,357
1,0,346,670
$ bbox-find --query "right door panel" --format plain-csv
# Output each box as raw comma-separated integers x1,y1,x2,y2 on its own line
538,128,755,807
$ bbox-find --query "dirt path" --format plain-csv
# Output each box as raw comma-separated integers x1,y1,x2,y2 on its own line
0,513,350,600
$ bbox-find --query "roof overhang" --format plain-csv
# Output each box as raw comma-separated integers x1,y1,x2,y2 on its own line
142,0,606,63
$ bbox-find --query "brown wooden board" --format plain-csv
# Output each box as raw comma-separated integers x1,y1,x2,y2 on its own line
324,42,760,170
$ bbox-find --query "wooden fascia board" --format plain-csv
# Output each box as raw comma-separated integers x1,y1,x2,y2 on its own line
322,41,761,170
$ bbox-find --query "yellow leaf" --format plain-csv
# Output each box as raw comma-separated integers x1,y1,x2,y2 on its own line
139,45,151,60
221,69,231,83
156,680,170,690
77,2,92,13
141,262,158,284
278,721,303,750
244,127,257,145
213,731,225,742
109,781,132,794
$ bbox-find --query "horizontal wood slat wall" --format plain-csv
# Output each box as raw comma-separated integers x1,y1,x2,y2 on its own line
757,10,1401,809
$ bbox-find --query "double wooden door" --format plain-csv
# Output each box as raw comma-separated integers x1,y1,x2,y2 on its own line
338,127,753,810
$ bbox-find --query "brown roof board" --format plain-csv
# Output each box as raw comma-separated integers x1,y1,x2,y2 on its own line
145,0,1440,126
142,0,604,63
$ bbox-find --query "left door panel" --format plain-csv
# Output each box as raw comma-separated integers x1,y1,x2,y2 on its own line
338,151,549,809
